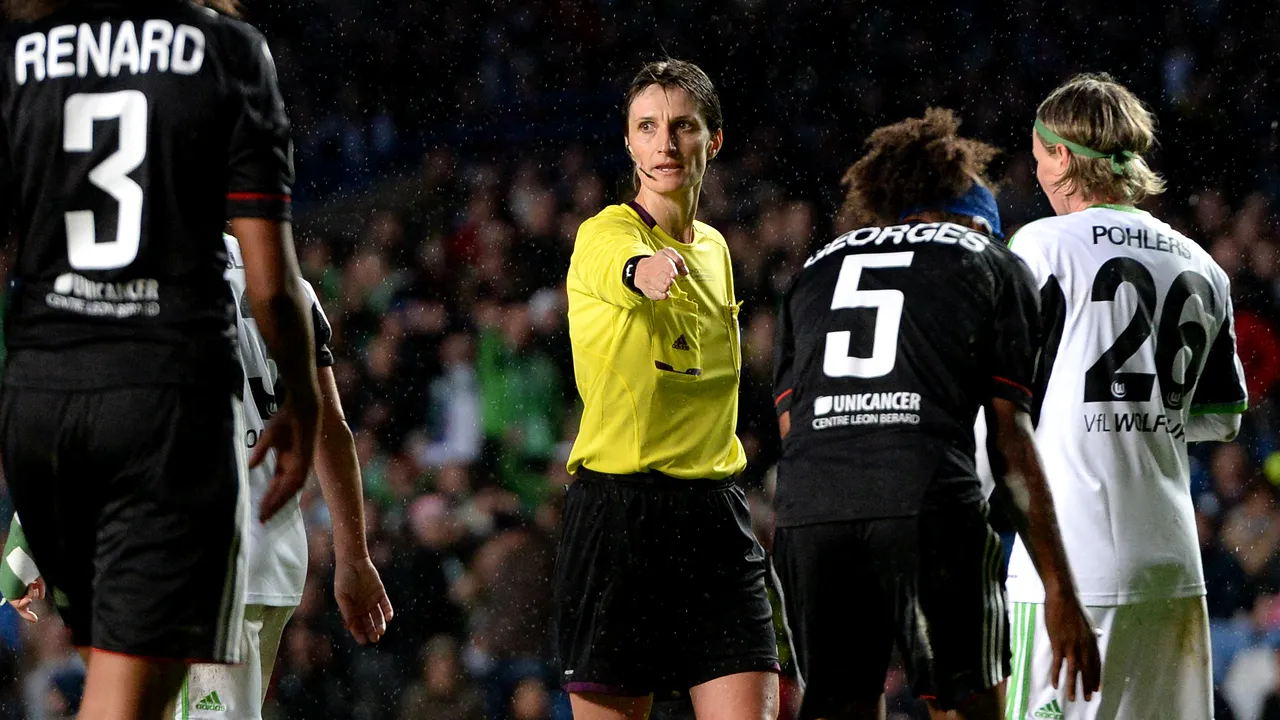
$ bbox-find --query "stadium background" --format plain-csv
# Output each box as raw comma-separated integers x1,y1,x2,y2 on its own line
2,1,1280,718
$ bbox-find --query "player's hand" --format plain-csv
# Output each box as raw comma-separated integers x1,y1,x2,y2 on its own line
1044,588,1101,702
252,390,321,523
10,577,45,623
635,248,689,300
333,554,394,645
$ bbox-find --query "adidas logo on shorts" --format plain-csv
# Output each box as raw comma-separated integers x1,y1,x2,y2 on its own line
194,691,227,712
1033,699,1064,719
671,334,690,351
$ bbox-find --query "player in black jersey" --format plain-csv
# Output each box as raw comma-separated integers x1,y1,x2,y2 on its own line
0,1,321,717
771,109,1100,720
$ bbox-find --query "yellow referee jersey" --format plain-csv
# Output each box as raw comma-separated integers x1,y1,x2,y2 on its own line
566,202,746,480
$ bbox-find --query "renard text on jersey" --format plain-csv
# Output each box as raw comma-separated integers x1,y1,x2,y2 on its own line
15,21,206,85
804,222,991,268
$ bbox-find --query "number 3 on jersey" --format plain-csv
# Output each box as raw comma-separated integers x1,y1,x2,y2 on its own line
63,91,148,271
823,252,913,379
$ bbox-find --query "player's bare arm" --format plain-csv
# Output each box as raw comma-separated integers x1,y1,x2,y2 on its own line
986,398,1101,702
313,365,394,645
233,216,322,522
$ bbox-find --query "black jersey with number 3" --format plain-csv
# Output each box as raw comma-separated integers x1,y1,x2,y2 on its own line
773,222,1040,525
0,0,292,390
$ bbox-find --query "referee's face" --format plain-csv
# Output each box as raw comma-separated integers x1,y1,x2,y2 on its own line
626,84,722,196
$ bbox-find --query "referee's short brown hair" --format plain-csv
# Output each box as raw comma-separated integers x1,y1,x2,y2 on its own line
623,58,723,135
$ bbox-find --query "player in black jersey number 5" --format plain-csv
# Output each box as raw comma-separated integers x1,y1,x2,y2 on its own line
770,110,1100,720
0,1,321,718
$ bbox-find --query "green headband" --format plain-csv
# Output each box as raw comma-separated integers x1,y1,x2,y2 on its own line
1034,119,1135,176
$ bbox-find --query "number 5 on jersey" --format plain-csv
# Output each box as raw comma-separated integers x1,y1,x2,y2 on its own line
63,91,148,271
824,252,914,379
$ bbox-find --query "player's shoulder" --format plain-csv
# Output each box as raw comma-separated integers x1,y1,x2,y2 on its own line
0,3,269,95
1006,214,1076,255
170,2,260,37
978,230,1034,275
199,7,274,59
2,2,271,56
1141,210,1218,266
145,1,274,73
1108,207,1230,286
1143,212,1227,279
1005,213,1102,280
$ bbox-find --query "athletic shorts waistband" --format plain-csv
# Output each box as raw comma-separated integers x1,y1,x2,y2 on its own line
575,467,737,491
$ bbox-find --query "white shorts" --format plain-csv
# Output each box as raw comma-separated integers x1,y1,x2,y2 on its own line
174,604,295,720
1005,597,1211,720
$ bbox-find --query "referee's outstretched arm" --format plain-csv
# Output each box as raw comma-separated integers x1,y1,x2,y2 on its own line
985,399,1102,703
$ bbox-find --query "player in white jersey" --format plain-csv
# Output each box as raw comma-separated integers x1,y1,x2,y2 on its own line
0,235,394,720
171,234,394,719
1003,74,1248,720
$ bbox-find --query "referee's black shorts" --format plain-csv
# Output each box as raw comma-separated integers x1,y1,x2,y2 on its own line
772,501,1009,716
0,384,248,663
553,468,778,696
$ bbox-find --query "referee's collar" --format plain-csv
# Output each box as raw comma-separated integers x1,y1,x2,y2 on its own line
626,201,658,230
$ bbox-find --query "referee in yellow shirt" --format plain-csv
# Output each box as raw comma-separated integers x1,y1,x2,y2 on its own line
553,59,779,720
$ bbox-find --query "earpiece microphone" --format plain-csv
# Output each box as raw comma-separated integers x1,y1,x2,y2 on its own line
627,144,658,181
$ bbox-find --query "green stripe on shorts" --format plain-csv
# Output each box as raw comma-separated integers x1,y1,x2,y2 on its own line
1006,602,1037,720
1005,603,1020,720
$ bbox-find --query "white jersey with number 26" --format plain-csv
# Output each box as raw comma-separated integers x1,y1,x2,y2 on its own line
1005,206,1247,605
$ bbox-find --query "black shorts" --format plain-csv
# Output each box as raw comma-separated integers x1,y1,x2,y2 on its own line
553,469,778,696
772,502,1008,716
0,384,247,662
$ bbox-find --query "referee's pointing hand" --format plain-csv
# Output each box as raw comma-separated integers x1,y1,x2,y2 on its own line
636,247,690,300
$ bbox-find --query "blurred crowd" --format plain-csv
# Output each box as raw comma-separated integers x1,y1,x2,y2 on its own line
2,0,1280,718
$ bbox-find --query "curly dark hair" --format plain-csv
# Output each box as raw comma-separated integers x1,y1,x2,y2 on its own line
838,107,998,230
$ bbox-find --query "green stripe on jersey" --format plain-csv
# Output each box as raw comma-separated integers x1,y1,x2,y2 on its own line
1190,400,1248,416
1088,203,1148,215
